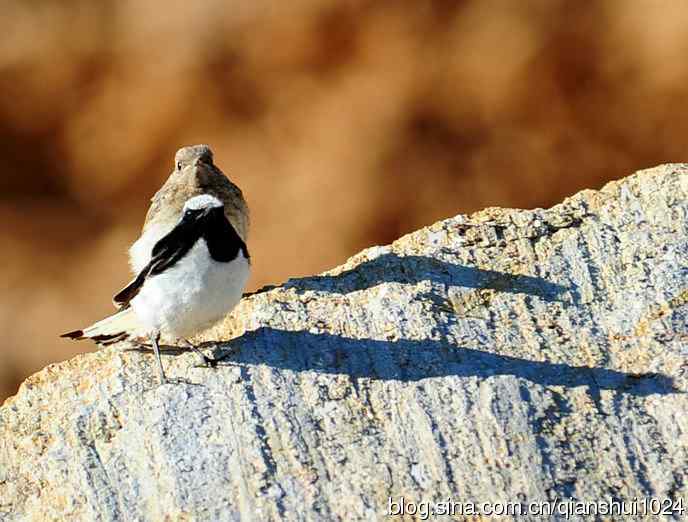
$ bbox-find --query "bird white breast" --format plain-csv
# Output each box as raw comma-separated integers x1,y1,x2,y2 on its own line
129,223,174,274
130,239,250,339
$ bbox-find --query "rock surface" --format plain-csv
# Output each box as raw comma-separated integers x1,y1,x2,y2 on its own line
2,165,688,521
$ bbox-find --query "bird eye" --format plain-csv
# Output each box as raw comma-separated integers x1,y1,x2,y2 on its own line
177,161,182,171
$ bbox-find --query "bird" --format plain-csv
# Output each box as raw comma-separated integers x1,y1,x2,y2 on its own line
62,194,251,384
129,144,249,276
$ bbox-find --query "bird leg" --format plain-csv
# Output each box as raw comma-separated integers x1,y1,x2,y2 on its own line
150,331,167,384
180,338,221,368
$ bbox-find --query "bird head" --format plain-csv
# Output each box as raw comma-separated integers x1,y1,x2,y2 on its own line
174,144,214,172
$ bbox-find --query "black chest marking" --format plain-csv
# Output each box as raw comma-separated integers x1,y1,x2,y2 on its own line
149,216,203,275
112,205,249,309
202,210,249,263
113,216,203,307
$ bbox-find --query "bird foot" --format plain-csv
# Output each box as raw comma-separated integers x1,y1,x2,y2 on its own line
194,354,221,369
180,338,239,369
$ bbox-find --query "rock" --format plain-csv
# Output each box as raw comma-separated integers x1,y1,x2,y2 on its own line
2,164,688,521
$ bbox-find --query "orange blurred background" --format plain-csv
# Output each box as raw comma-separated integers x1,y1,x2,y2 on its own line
2,0,688,401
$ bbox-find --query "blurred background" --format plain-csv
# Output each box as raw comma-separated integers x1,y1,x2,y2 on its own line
2,0,688,401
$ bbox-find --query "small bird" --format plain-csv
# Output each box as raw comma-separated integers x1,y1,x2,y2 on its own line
62,194,251,384
129,144,249,275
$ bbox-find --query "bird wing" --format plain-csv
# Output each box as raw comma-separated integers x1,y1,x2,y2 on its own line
113,216,201,309
112,268,151,310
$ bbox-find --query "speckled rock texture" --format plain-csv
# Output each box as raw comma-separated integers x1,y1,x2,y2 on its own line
2,165,688,522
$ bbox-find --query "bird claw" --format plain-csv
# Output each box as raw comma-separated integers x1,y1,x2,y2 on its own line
194,355,221,369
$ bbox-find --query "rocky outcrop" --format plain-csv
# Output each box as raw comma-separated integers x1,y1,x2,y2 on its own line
2,165,688,521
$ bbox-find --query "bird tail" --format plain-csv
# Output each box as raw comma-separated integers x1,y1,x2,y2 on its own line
61,308,146,346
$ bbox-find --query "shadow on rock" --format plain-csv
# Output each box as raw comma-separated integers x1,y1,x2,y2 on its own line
248,253,575,303
212,327,677,397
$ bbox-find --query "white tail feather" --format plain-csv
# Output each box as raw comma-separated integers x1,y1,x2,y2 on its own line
62,308,147,345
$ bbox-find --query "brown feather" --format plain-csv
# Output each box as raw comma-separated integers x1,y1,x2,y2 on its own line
143,145,249,242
